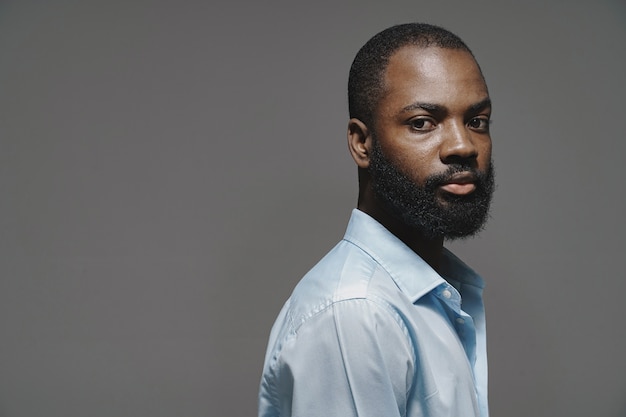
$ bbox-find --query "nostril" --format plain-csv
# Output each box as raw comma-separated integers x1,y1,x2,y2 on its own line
442,154,478,167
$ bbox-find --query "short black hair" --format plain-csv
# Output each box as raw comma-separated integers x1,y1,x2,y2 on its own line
348,23,476,127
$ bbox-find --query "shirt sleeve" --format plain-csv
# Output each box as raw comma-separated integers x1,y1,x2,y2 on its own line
261,298,416,417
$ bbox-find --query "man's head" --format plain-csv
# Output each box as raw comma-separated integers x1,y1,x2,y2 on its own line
347,24,494,240
348,23,477,128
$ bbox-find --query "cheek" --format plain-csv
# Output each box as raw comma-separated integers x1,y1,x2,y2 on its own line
375,132,441,182
478,141,492,167
399,158,438,186
405,148,444,183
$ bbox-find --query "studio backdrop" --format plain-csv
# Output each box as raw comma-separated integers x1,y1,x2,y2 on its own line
1,1,625,416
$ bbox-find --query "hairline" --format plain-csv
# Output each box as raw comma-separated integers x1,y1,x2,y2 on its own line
371,45,483,132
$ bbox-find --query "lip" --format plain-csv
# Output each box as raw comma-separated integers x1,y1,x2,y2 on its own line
439,172,477,195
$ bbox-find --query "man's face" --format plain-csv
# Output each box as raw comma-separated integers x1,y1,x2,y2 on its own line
368,46,494,239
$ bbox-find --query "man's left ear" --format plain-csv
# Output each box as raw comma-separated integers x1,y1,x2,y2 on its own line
347,118,372,169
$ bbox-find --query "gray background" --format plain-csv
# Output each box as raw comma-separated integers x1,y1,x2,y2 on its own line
1,1,625,416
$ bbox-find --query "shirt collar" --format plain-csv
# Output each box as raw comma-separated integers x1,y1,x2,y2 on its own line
342,209,483,303
440,249,485,290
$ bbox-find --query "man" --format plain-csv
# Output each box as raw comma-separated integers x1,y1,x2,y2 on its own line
259,23,495,417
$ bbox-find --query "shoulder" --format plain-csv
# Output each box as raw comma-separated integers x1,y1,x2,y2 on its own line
283,239,405,332
259,231,423,415
265,240,415,370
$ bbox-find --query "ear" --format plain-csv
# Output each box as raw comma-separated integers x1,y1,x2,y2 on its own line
347,118,373,169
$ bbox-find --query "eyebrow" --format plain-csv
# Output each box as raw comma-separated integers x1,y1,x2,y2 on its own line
400,102,445,114
469,98,492,113
399,98,492,115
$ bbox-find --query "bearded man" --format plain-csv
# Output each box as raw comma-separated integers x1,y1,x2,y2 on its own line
259,23,495,417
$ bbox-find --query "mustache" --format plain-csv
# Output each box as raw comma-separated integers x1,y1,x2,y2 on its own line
426,163,492,188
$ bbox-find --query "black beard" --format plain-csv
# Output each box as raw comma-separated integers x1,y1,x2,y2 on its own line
368,140,495,240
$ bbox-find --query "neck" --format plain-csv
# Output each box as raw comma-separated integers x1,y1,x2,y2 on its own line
357,196,445,273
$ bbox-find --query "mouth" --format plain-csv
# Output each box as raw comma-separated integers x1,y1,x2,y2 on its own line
439,172,477,195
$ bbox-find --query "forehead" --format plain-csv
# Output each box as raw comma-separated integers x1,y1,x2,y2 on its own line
379,46,488,113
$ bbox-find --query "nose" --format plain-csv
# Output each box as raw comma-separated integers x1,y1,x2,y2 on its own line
439,121,478,164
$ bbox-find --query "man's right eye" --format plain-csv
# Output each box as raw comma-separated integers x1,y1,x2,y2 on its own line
409,118,436,131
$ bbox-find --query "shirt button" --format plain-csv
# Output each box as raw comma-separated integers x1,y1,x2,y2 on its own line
442,289,452,299
456,318,465,324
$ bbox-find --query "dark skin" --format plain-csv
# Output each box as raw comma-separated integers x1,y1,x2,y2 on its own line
347,46,492,273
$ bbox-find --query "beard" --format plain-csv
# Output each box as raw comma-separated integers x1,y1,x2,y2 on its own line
368,139,495,240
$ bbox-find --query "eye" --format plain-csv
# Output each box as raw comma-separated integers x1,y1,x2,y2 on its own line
468,117,490,131
409,117,436,131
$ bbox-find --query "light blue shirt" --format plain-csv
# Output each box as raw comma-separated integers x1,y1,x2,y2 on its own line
259,209,488,417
